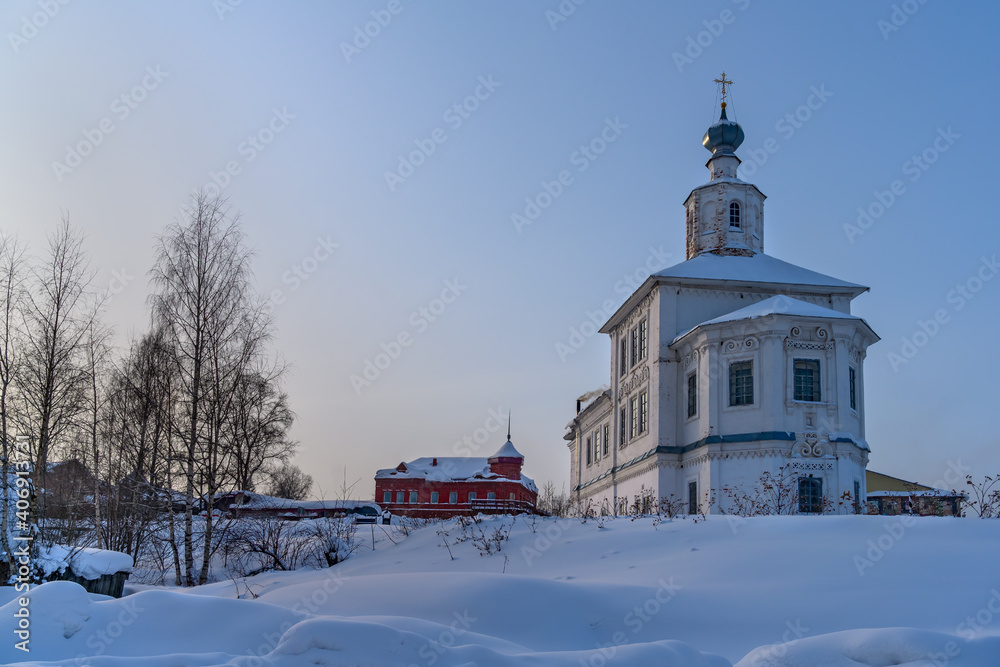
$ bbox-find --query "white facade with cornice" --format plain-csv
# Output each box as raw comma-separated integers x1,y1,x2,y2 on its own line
565,102,879,515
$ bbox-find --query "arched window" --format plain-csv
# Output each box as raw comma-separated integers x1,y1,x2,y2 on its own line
729,201,741,229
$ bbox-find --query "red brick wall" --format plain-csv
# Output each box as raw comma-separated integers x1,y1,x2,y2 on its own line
374,477,537,518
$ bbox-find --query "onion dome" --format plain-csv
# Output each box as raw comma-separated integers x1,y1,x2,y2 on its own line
702,104,745,155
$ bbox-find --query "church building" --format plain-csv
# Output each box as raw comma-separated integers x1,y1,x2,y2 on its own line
565,78,879,515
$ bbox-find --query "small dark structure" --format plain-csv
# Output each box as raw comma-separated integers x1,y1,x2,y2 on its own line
49,567,130,598
866,470,965,517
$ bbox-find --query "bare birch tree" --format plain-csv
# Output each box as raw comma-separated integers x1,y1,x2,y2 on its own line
16,219,96,536
150,192,274,586
0,234,26,573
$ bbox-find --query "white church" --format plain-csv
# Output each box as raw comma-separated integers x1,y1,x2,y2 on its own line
565,80,879,516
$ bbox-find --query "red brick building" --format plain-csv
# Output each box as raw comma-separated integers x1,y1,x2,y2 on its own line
374,438,538,518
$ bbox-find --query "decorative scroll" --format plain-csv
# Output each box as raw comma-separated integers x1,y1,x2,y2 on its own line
722,336,759,355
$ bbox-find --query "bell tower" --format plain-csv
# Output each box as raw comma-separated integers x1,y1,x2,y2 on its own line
684,73,767,260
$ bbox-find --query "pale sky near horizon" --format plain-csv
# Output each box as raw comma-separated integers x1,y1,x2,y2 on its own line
2,1,997,498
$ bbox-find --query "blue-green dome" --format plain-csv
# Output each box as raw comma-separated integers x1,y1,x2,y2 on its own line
702,105,744,153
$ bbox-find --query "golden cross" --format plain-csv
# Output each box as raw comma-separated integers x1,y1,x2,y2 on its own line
714,72,733,105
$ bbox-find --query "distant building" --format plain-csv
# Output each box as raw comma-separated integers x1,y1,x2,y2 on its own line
865,470,964,517
374,435,538,518
213,491,381,521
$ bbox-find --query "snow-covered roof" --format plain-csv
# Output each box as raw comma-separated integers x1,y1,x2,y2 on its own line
867,489,964,498
653,252,867,291
490,440,523,459
673,295,872,345
702,295,860,326
376,456,536,492
219,491,377,511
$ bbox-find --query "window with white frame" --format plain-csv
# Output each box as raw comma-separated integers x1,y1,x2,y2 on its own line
794,359,821,402
849,366,857,411
586,436,592,466
638,320,647,361
603,424,609,456
638,391,648,434
468,492,477,502
729,360,754,406
730,201,741,229
594,429,601,462
383,491,391,504
396,491,404,503
488,492,496,501
409,491,417,503
431,492,439,504
630,326,639,367
449,491,457,504
687,373,697,418
625,319,648,369
619,338,628,377
629,396,638,439
619,406,627,447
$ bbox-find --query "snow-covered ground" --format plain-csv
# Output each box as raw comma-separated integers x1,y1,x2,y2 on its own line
5,514,1000,666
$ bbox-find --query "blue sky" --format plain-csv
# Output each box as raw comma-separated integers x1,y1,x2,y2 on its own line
2,1,996,497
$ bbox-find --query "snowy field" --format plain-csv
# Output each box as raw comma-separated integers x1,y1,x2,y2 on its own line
5,514,1000,666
